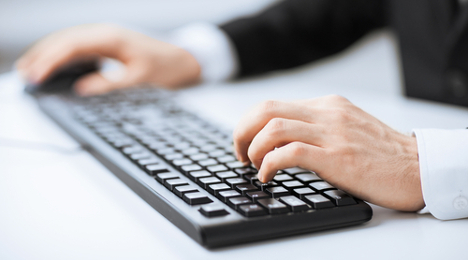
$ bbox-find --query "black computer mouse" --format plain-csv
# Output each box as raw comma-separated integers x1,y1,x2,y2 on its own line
25,59,99,95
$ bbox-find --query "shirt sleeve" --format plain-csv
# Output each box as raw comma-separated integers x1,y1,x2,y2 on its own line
413,129,468,220
169,22,239,82
219,0,387,78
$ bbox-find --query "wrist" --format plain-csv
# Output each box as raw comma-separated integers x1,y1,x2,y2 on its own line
399,134,425,211
175,47,201,86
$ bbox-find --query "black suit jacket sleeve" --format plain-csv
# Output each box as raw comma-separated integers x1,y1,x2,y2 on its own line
220,0,388,78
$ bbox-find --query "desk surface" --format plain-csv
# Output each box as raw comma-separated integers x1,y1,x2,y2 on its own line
1,33,467,260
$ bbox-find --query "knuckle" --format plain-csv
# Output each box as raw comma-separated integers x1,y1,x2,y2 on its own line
327,94,349,103
52,42,77,59
261,152,275,169
330,146,355,164
265,118,285,137
257,100,281,116
97,24,125,44
329,108,351,123
247,145,262,165
289,142,307,157
246,145,256,160
98,23,120,34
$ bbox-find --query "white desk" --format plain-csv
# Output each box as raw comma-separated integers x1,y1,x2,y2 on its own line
1,32,467,260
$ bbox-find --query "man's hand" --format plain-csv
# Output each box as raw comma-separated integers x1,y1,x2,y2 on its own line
233,95,424,211
16,23,201,96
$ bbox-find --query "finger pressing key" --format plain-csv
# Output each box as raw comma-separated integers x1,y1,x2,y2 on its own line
233,100,317,163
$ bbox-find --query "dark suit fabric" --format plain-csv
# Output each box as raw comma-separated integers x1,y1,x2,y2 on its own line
221,0,468,107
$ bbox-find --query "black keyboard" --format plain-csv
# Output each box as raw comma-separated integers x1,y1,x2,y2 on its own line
31,87,372,248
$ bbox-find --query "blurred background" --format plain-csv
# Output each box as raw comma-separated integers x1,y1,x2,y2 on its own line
0,0,277,73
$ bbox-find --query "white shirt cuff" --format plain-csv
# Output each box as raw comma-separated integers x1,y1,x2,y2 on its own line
413,129,468,220
169,22,239,82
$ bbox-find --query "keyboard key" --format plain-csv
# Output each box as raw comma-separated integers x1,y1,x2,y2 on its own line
309,181,335,191
283,167,308,175
216,171,238,181
265,186,290,198
228,197,252,210
295,173,321,183
156,172,180,183
273,174,294,182
221,144,234,153
164,153,184,160
137,157,160,168
244,174,259,184
189,170,212,181
254,181,278,191
122,145,143,154
174,185,198,197
181,164,202,173
198,159,218,167
226,161,246,169
190,139,209,147
164,178,188,191
200,144,217,152
165,136,184,145
111,139,134,148
217,155,236,163
174,142,191,150
147,142,169,150
209,150,225,157
218,190,241,202
173,158,193,166
199,204,229,217
304,194,335,209
235,184,258,195
190,153,209,161
130,152,152,160
145,164,169,176
238,204,267,217
257,198,289,214
156,148,176,155
207,165,228,173
235,168,257,176
282,180,305,190
183,192,212,205
323,190,357,206
207,183,231,195
246,191,269,202
225,178,247,188
182,147,199,155
293,187,316,199
198,177,221,189
279,196,310,212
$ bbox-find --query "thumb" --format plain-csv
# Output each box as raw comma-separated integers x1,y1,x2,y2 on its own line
73,72,130,96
